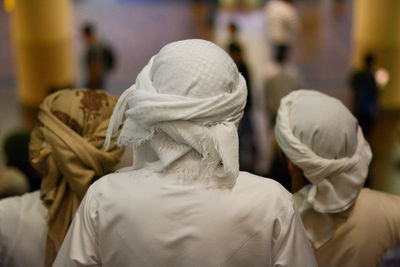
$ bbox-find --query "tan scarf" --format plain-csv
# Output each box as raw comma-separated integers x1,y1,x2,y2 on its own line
29,89,124,266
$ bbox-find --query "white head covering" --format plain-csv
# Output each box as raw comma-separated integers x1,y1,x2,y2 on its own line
274,89,372,248
105,39,247,188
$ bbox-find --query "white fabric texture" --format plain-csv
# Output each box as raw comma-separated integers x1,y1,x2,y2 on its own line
105,39,247,188
274,90,372,248
53,170,317,267
0,191,47,267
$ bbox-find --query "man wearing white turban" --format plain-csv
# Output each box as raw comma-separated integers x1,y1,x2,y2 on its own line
274,89,400,267
54,39,316,267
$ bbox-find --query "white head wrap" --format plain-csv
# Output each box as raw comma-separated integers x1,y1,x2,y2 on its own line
105,39,247,188
274,89,372,248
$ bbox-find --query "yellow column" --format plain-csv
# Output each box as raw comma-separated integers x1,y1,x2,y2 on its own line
352,0,400,109
12,0,76,107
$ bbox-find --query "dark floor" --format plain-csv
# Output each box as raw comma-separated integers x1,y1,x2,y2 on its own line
0,0,399,194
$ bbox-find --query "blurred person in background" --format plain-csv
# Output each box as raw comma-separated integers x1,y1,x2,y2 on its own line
82,23,116,90
0,166,29,199
0,89,124,267
264,42,302,124
264,0,300,61
228,42,255,172
264,45,302,191
380,243,400,267
350,53,379,139
226,22,240,48
54,39,317,267
275,90,400,267
2,131,42,192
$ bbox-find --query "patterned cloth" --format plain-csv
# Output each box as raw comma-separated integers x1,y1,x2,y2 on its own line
29,89,123,266
105,39,247,188
274,90,372,248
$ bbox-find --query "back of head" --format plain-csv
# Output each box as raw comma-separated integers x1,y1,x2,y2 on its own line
274,90,372,213
30,89,124,198
228,22,238,35
4,131,30,168
228,42,243,63
151,39,239,98
274,90,372,249
275,45,288,64
364,52,375,69
105,39,247,188
29,88,124,265
3,131,41,190
228,42,242,55
289,93,358,159
82,23,96,40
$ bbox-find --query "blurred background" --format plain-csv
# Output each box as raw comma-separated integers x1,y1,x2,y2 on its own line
1,0,400,195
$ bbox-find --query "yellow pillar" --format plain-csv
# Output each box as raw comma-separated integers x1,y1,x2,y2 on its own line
12,0,76,107
352,0,400,109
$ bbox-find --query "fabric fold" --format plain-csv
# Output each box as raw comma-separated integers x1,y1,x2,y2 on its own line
105,39,247,188
29,89,124,266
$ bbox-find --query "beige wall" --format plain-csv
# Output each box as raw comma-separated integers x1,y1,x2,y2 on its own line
12,0,76,107
352,0,400,109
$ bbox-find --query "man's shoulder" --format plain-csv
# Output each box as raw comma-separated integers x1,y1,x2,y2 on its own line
90,171,133,191
238,171,287,187
233,173,296,227
88,170,153,197
359,188,400,205
0,191,46,236
0,190,41,211
351,188,400,225
236,172,294,205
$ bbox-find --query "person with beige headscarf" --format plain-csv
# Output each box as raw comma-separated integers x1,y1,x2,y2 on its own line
54,39,316,267
0,89,124,267
274,89,400,267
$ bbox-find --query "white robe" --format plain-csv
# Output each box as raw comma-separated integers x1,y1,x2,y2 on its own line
0,191,47,267
54,169,317,267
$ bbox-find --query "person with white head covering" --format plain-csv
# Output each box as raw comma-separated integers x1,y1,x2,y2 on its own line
274,89,400,267
54,39,316,267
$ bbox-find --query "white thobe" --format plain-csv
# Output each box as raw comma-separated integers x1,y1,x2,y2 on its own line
54,169,317,267
0,191,47,267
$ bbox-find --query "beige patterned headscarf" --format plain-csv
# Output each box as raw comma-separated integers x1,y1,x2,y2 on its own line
29,89,124,266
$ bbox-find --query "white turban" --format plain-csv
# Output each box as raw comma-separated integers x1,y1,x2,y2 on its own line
274,90,372,248
105,39,247,188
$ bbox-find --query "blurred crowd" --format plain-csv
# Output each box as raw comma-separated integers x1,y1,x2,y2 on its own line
0,1,398,267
